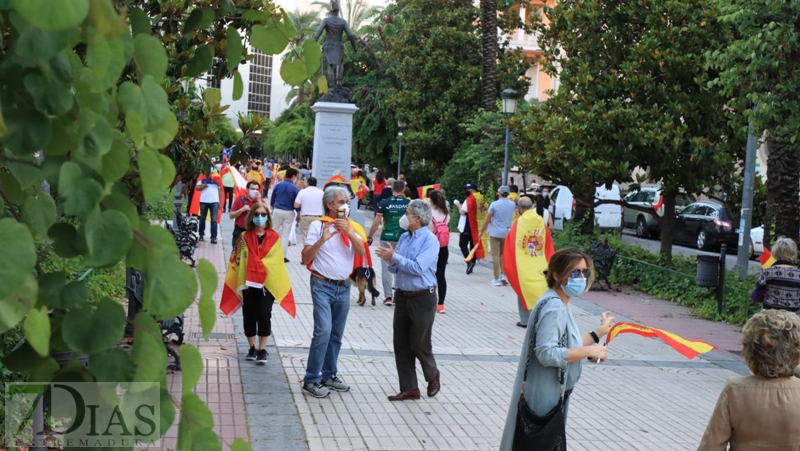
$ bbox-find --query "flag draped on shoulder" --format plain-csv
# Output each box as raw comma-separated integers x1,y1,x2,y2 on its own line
605,322,716,359
305,216,374,272
503,210,555,310
189,172,225,223
220,230,296,317
465,192,488,261
760,247,775,269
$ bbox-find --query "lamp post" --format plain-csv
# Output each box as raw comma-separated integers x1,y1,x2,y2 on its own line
397,121,405,177
501,87,520,186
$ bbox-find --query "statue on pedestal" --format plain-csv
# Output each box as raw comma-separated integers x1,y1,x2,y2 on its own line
314,0,358,103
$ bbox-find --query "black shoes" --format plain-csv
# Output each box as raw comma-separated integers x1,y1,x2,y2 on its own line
256,349,268,365
284,258,290,263
210,237,217,244
245,346,257,360
466,260,476,274
199,236,205,242
516,322,527,328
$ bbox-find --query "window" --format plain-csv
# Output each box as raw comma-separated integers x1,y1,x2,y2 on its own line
247,48,272,117
681,205,697,215
643,191,656,203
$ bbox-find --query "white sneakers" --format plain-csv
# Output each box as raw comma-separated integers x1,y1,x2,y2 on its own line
490,279,503,286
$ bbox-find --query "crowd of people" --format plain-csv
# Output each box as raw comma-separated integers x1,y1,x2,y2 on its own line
209,161,800,450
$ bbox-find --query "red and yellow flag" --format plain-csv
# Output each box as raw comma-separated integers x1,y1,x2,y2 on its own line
605,322,716,359
305,217,373,271
464,192,488,261
189,172,225,223
220,230,296,317
417,184,441,199
760,247,776,269
503,210,555,310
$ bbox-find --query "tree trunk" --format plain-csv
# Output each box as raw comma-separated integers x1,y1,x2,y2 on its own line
575,189,594,235
659,190,677,262
764,135,800,247
481,0,498,112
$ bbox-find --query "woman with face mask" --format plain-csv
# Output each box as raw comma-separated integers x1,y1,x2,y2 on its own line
500,248,616,450
229,181,267,249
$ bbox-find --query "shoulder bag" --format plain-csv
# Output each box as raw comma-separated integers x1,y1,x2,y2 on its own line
512,297,570,451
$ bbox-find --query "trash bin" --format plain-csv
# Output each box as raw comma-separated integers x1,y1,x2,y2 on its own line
696,256,719,287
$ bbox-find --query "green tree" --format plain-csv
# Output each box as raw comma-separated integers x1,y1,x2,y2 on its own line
514,0,742,259
266,105,314,158
709,1,800,246
313,0,383,32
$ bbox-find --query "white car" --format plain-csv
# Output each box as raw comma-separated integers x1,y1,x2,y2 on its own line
750,226,764,259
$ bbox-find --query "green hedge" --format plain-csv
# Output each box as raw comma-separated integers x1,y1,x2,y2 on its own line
553,225,760,326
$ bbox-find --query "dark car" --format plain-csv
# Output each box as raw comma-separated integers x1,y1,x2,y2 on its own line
673,201,739,251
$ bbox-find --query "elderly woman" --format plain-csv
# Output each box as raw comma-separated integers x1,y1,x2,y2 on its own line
500,248,614,450
752,236,800,316
698,309,800,450
375,199,441,401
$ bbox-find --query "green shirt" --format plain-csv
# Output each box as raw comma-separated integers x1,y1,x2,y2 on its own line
378,196,410,242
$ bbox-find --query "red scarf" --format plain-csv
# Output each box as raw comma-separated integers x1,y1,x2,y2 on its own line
244,229,278,287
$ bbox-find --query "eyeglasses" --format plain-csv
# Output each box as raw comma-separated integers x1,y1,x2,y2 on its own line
253,212,269,217
570,268,591,278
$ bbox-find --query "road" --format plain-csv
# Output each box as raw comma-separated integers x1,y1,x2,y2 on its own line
619,230,763,274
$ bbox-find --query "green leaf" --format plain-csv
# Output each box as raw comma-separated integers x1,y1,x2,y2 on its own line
58,280,88,310
134,34,168,79
5,149,42,189
1,340,56,374
126,110,146,148
281,10,298,40
22,193,57,239
191,428,222,451
0,274,37,334
231,438,253,451
233,70,243,101
118,76,170,132
84,209,133,268
4,106,52,155
139,147,177,203
62,177,103,220
303,39,322,78
159,385,176,437
180,344,202,395
101,191,140,228
0,106,6,137
178,393,216,451
45,115,80,156
183,8,215,34
186,44,215,78
86,26,133,92
16,25,79,60
203,88,222,108
90,347,135,383
144,247,198,320
24,307,51,357
130,7,151,36
144,113,179,149
0,172,27,204
197,259,217,340
280,57,308,87
226,27,243,71
102,133,131,184
14,0,89,30
0,218,37,300
75,113,113,169
88,0,122,37
62,298,125,354
48,222,81,258
250,22,289,55
38,271,66,308
132,313,166,383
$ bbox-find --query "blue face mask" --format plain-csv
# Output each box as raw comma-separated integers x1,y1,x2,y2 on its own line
253,216,268,227
563,277,586,297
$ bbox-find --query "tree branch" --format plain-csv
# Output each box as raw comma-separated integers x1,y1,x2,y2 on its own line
0,184,22,222
0,155,41,168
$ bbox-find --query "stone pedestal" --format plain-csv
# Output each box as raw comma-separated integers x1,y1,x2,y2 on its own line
311,102,365,227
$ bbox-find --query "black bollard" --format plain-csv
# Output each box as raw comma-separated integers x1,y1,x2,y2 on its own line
717,244,726,315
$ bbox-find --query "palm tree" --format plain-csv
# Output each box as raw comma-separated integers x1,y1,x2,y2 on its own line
481,0,498,112
312,0,382,32
287,9,321,50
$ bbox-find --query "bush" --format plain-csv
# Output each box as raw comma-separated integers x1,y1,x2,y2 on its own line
553,223,760,326
146,190,176,222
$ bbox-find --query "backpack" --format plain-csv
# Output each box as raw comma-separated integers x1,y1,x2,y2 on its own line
432,215,450,247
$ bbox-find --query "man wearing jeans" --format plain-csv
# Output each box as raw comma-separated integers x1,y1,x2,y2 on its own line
480,185,516,286
195,170,222,244
367,180,409,306
300,186,366,398
270,168,300,262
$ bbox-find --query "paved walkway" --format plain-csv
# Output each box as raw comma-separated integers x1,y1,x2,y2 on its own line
177,208,751,451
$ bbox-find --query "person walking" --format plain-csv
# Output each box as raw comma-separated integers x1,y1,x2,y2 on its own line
480,185,516,286
246,164,265,193
195,168,222,244
294,176,325,238
371,170,386,211
427,190,450,313
752,236,800,316
698,309,800,450
270,168,300,262
500,248,615,451
300,186,367,398
229,181,267,249
264,163,274,195
375,200,441,401
459,183,487,274
367,180,410,306
222,162,235,213
223,203,291,364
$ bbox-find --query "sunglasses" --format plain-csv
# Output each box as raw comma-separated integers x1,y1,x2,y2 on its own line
570,268,591,278
253,212,269,217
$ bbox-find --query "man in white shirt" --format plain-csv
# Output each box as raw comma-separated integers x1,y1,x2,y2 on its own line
300,186,366,399
195,170,221,244
294,177,325,238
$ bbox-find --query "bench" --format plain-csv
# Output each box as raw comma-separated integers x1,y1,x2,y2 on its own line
587,239,618,291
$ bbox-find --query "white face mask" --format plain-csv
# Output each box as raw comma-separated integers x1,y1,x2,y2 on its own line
248,189,259,199
399,214,410,230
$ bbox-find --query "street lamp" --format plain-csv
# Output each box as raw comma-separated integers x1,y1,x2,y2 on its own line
397,120,406,177
501,87,520,186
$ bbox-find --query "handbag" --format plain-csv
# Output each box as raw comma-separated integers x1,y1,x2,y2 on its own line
512,297,570,451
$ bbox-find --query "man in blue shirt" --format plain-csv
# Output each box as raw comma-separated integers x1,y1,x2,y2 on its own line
375,200,441,402
270,168,300,262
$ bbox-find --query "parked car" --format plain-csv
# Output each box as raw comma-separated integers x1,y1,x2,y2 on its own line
547,184,622,230
673,201,739,251
622,188,696,238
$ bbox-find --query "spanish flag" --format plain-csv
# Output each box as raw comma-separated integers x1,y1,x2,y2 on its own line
220,229,295,317
189,172,225,223
464,192,488,261
760,247,775,269
503,210,555,310
417,184,441,199
220,162,249,199
605,322,716,359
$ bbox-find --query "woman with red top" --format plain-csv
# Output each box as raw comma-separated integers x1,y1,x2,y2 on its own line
371,170,386,211
229,181,268,249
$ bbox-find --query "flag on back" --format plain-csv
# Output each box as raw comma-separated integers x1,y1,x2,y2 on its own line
464,192,488,261
503,210,555,310
760,247,775,269
605,322,716,359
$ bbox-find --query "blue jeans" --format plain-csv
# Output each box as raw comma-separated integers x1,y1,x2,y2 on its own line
199,202,219,239
304,276,351,384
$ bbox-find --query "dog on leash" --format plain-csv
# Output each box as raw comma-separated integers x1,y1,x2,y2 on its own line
350,266,380,306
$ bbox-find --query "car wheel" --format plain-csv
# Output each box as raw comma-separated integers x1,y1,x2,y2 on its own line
749,242,755,260
636,217,649,238
697,230,709,251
